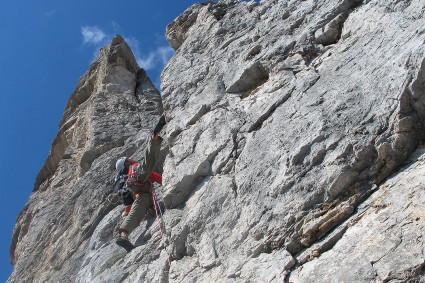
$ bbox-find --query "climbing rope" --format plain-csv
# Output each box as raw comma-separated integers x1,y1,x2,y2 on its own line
151,185,171,267
152,186,166,221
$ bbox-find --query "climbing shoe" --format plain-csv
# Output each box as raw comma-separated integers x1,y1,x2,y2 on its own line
116,236,135,252
153,114,166,136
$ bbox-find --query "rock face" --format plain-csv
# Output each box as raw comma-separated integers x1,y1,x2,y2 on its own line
290,146,425,282
9,0,425,282
161,0,425,281
8,35,165,282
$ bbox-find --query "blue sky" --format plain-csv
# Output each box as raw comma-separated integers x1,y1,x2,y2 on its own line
0,0,213,280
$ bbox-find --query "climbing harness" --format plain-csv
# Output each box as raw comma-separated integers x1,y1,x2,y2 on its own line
151,184,171,267
125,170,163,215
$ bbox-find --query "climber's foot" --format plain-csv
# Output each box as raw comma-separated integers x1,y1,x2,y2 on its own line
116,236,135,252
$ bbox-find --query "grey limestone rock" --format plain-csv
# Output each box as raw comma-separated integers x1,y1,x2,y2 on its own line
161,0,425,281
8,35,166,282
8,0,425,282
289,146,425,282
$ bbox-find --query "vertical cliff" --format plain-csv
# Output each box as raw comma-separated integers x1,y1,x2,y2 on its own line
9,0,425,282
8,35,165,282
162,0,425,282
161,0,425,281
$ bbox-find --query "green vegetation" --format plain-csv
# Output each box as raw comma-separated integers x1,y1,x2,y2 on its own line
95,252,126,277
52,264,61,272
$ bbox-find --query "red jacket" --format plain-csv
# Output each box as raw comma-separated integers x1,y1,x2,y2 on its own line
128,163,162,186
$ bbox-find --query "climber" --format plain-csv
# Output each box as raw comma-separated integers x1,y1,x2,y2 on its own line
113,157,163,216
115,115,166,252
117,170,163,216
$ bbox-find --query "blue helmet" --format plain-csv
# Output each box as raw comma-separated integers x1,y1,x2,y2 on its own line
115,157,126,171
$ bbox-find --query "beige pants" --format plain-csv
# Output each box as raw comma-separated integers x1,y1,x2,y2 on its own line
119,191,152,234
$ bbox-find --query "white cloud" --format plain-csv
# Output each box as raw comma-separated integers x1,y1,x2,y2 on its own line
81,26,106,45
110,21,120,33
157,46,174,66
138,53,156,70
124,36,174,70
137,46,174,70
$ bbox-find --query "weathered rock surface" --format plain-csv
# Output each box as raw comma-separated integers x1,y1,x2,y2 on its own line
8,35,166,282
159,0,425,281
289,146,425,282
9,0,425,282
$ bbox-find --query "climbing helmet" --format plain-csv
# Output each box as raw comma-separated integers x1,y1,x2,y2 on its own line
116,157,127,171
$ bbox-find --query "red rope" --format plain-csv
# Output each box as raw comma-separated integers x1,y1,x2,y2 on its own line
151,184,171,267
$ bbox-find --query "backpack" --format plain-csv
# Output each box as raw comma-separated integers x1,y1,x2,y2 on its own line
113,163,162,206
113,172,134,206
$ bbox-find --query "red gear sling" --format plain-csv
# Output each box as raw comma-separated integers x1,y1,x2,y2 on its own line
127,163,162,199
128,163,162,186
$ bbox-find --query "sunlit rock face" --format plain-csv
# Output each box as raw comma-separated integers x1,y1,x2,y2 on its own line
162,0,425,281
8,35,165,283
9,0,425,282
